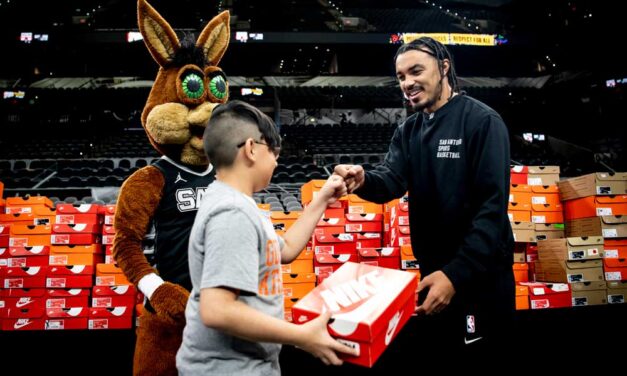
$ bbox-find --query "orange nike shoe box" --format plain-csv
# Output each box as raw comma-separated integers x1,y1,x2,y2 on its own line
358,248,400,270
531,203,564,224
88,307,133,329
400,245,419,270
5,196,54,214
95,263,130,286
563,195,627,220
515,284,529,310
281,259,313,274
509,184,532,205
32,206,57,225
292,262,417,368
9,224,51,247
49,245,103,266
347,195,383,215
270,211,302,231
508,202,531,222
0,213,36,225
283,273,316,307
301,180,348,206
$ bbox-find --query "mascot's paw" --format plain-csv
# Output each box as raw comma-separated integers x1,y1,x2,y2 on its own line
149,282,189,325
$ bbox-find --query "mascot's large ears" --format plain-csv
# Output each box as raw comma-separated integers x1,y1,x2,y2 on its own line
138,0,230,67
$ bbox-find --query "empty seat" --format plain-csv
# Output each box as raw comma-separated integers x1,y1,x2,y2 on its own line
135,159,148,168
64,196,78,204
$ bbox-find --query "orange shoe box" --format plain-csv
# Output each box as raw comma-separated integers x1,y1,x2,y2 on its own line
513,263,529,282
531,203,564,224
358,248,400,270
510,184,532,204
32,207,57,226
281,259,313,274
49,245,103,266
530,185,561,205
347,195,383,215
283,273,316,302
0,213,36,225
9,224,51,247
95,263,130,286
563,195,627,220
515,285,529,310
400,245,419,270
292,262,417,368
296,248,313,260
507,202,531,222
5,196,54,214
270,211,302,231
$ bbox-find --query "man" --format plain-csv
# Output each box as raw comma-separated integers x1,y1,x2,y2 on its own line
335,37,515,357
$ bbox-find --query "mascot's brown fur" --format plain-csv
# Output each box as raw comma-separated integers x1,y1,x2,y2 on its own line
112,1,229,374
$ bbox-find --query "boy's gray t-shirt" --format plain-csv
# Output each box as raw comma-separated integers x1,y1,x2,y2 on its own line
176,181,284,376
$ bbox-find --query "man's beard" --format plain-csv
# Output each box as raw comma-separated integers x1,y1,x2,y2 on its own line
411,80,443,112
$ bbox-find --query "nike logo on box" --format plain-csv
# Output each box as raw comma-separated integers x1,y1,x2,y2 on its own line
385,310,402,345
14,319,32,330
464,336,483,345
16,299,34,308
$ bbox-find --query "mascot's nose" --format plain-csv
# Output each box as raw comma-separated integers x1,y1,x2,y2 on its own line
187,102,220,128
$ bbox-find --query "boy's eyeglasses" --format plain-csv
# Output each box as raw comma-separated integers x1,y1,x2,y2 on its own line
237,139,280,159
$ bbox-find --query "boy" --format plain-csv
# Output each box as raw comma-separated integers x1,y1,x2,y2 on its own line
176,100,357,375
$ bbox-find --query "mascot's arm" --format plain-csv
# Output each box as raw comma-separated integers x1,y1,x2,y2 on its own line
112,166,189,323
113,166,164,287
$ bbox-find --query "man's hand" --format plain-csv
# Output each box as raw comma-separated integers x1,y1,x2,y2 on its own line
415,271,456,316
333,164,365,193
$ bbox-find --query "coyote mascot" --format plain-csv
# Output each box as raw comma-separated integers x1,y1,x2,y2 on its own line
113,1,229,374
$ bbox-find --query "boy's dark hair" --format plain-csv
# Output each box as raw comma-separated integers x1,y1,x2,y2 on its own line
203,100,281,168
394,37,459,94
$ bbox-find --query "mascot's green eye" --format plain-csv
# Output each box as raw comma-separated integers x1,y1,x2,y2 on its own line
209,74,227,100
182,73,205,99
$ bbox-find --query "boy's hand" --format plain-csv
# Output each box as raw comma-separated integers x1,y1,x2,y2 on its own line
297,311,358,365
333,164,365,193
318,174,348,205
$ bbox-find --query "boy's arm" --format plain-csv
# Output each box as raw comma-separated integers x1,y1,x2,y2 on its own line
281,175,346,263
200,287,356,365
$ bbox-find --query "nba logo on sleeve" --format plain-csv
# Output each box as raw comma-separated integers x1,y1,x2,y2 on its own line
466,315,476,334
